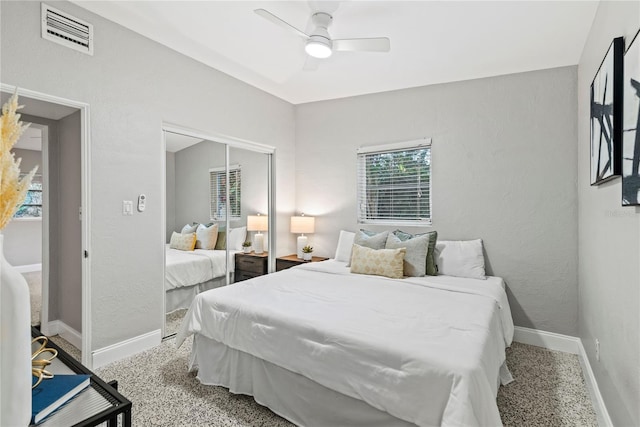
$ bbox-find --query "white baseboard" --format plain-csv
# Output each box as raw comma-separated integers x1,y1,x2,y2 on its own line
92,329,161,369
46,320,82,350
15,263,42,273
513,326,580,354
513,326,612,427
577,340,613,427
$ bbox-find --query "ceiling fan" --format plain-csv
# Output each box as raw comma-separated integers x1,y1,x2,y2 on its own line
254,8,390,59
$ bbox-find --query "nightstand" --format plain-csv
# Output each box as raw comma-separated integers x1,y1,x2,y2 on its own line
276,254,330,272
235,252,268,282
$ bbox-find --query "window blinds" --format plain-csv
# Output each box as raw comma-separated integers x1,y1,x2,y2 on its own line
357,143,431,224
210,166,241,220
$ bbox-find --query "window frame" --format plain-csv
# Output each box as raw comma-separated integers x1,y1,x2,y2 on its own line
209,164,241,221
357,139,432,226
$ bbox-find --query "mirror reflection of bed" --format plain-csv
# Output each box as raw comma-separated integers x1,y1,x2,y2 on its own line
164,130,269,337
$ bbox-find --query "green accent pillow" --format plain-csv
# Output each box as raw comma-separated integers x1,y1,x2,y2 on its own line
393,229,438,275
214,226,227,250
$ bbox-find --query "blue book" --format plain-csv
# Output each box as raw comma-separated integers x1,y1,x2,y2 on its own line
31,374,91,424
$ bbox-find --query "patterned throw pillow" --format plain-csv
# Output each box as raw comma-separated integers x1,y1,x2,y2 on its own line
195,223,219,250
350,244,406,279
385,233,430,277
393,230,438,276
169,231,196,251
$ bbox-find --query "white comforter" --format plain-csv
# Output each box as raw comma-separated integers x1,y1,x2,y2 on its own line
177,260,514,427
165,245,235,290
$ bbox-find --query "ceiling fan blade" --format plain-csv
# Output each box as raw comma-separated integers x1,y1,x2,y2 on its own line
333,37,390,52
254,9,309,40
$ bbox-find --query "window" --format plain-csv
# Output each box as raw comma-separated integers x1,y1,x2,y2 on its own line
210,165,241,220
357,140,431,224
14,174,43,219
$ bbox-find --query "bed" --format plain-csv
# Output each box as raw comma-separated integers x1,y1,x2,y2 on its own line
164,244,238,313
176,259,514,426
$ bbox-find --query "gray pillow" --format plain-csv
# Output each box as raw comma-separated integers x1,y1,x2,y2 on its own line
181,223,198,234
393,229,438,275
347,230,389,266
386,233,429,277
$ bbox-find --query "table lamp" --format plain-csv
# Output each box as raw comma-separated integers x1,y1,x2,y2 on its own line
290,215,315,259
247,214,268,254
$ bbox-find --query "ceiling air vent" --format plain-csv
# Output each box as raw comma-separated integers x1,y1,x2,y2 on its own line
41,3,93,55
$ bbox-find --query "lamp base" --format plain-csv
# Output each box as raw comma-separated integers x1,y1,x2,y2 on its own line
296,235,308,259
254,233,265,254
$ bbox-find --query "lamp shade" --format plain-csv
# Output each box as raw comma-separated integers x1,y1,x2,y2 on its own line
247,215,268,232
290,216,315,234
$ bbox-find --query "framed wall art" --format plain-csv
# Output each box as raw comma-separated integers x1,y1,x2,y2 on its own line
590,37,624,185
622,29,640,205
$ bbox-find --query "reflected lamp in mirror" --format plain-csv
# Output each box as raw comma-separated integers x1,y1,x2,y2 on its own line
247,214,268,254
291,215,315,259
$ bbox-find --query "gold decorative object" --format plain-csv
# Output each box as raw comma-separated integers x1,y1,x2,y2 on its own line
31,336,58,389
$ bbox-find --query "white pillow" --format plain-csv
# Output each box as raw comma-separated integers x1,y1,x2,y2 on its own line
195,223,219,250
435,239,487,280
334,230,355,262
228,226,247,251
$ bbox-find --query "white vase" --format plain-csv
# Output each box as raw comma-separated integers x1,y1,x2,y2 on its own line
0,234,32,426
303,252,312,261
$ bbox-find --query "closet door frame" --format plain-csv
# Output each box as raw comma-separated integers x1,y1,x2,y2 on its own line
161,122,275,338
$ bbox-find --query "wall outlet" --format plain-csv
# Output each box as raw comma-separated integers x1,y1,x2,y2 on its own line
595,338,600,361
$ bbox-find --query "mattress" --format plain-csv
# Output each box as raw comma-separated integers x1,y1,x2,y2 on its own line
177,260,514,427
165,244,236,291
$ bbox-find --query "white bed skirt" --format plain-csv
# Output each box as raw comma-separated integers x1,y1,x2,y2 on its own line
190,334,417,427
166,275,231,313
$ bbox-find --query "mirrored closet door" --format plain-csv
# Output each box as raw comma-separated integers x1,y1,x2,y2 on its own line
163,129,273,337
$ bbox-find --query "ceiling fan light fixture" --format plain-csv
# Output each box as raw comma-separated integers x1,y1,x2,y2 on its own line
305,37,332,59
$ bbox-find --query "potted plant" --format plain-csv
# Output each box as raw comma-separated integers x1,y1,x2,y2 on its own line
242,241,252,253
302,245,313,261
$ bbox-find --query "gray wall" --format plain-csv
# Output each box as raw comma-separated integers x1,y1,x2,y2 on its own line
165,151,175,242
0,0,296,350
3,148,42,266
57,111,82,332
577,2,640,425
295,66,579,335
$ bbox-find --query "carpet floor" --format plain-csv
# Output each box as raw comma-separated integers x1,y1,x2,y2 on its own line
90,334,598,427
23,270,42,325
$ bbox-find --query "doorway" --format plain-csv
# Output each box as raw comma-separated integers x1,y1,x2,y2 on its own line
1,85,92,367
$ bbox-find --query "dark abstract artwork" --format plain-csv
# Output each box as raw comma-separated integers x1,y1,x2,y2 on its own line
591,37,623,185
623,30,640,205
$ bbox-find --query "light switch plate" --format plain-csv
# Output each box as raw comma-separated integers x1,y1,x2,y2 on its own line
123,200,133,216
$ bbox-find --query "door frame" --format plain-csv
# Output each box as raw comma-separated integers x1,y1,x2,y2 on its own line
1,84,92,367
160,122,275,338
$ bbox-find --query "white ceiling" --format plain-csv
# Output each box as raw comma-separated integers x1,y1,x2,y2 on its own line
72,1,599,105
165,131,204,152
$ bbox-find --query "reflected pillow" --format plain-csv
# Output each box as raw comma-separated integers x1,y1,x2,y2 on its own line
228,226,247,251
195,223,219,250
350,244,406,279
214,228,227,250
393,230,438,276
181,223,198,234
434,239,486,280
169,231,196,251
385,233,430,277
